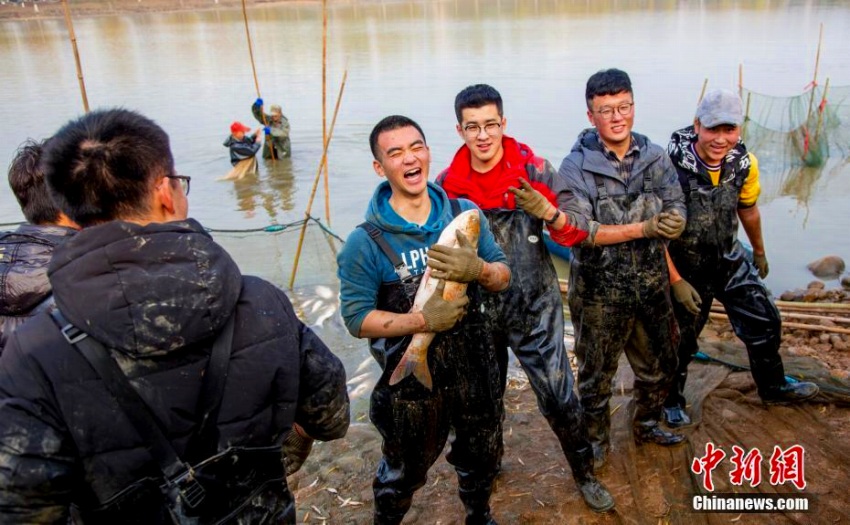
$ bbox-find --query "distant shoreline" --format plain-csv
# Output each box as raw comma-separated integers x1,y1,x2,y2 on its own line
0,0,312,21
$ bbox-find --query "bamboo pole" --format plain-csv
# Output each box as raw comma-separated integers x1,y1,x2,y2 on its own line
708,312,850,335
804,23,824,126
713,299,850,312
241,0,276,161
61,0,89,113
711,307,850,325
288,69,348,289
775,300,850,311
742,91,752,140
697,78,708,105
738,63,743,99
813,77,830,143
322,0,331,226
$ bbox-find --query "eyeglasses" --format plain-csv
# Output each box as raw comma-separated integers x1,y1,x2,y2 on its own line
166,174,191,196
594,102,634,121
463,122,502,137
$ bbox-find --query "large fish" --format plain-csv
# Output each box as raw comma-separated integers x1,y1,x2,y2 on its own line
388,209,481,390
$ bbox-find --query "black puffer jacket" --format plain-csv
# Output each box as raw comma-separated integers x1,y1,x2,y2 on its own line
0,219,349,523
0,224,75,356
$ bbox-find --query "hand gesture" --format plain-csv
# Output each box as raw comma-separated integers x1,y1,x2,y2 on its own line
508,178,554,220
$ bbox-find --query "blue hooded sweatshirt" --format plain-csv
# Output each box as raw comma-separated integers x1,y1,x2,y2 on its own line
337,181,507,337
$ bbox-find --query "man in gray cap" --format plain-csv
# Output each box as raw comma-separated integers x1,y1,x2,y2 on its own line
663,89,818,427
252,98,292,158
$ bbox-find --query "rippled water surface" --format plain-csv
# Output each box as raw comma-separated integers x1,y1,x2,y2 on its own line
2,2,849,372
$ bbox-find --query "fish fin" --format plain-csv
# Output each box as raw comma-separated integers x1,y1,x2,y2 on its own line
388,351,433,390
412,361,433,390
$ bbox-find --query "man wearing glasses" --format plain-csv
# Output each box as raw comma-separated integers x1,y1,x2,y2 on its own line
437,84,614,513
0,109,350,523
553,69,688,470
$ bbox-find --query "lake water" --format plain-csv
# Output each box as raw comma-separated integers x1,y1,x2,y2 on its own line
2,0,850,401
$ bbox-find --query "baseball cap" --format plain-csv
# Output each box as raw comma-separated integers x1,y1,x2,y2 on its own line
230,121,251,134
696,89,743,128
270,104,282,115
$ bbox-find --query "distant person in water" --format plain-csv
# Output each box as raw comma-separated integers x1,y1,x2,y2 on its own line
252,98,291,159
221,121,260,180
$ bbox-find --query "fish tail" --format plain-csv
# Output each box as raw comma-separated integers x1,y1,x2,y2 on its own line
389,351,433,390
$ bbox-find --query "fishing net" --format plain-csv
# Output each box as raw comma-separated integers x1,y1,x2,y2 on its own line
210,216,343,291
742,84,850,172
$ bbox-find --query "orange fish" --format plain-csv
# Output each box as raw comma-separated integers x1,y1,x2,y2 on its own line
389,209,481,390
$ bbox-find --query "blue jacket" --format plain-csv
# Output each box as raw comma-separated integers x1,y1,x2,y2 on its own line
337,181,507,337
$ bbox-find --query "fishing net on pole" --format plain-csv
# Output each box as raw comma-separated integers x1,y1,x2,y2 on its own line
742,84,850,172
209,216,343,290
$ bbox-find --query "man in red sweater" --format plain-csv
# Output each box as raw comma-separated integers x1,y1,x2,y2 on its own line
436,84,613,513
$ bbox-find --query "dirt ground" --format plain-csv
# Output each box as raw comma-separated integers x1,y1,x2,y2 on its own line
0,0,302,21
286,326,850,524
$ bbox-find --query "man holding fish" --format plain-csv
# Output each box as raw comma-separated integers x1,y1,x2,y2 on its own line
338,115,511,524
437,84,614,512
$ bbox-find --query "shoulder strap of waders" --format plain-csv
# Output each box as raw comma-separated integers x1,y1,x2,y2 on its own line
642,168,654,194
449,198,461,217
357,222,413,283
591,174,609,201
49,309,236,509
687,173,700,193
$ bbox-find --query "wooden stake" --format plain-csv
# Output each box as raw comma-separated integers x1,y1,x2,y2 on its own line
322,0,331,226
813,77,830,143
742,91,752,141
698,78,708,105
738,63,743,99
289,70,348,289
241,0,276,161
805,23,824,126
61,0,89,113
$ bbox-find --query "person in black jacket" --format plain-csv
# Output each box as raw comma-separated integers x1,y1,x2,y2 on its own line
0,139,77,356
0,109,350,524
222,121,261,166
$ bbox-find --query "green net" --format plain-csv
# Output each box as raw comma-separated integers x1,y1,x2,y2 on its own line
742,83,850,172
210,216,344,291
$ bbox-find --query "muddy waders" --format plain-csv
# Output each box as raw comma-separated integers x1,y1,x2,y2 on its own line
665,152,817,426
365,253,503,524
570,171,684,466
483,207,613,512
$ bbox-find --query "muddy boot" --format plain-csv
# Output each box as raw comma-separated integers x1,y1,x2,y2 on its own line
662,405,692,428
749,349,820,404
633,420,685,446
591,442,608,471
460,494,497,525
760,381,819,405
569,447,615,513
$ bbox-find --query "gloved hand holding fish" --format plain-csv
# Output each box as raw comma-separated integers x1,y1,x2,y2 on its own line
388,209,482,390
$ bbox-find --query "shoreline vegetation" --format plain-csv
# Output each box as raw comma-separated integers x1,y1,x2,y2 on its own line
0,0,309,21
